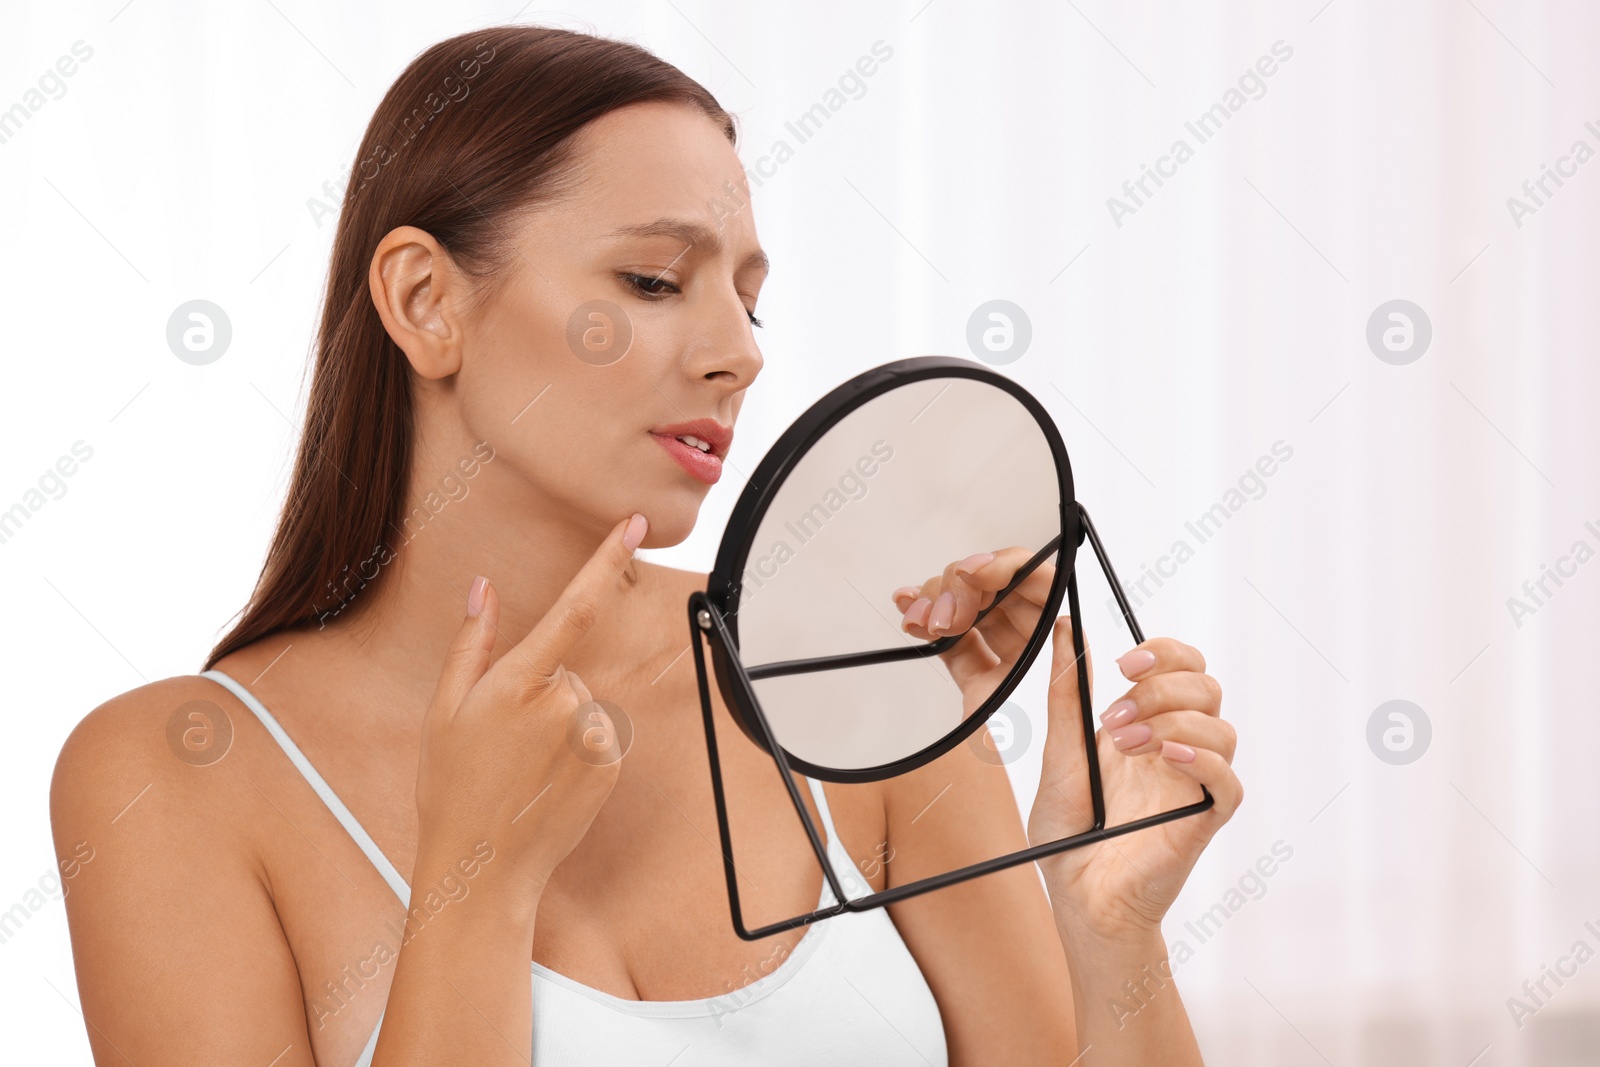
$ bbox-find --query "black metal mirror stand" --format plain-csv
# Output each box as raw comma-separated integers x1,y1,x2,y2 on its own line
688,501,1214,942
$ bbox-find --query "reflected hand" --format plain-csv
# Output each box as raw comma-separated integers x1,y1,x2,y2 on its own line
890,547,1056,719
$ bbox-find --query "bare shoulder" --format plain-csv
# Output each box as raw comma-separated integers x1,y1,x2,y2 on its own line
50,675,316,1063
51,674,248,834
49,672,268,903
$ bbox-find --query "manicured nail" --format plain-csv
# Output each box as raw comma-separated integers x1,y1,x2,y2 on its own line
892,585,922,607
1117,648,1156,678
623,512,648,552
467,575,488,617
956,551,995,576
1110,723,1152,750
1100,698,1137,728
1161,740,1197,763
927,590,956,635
903,597,933,631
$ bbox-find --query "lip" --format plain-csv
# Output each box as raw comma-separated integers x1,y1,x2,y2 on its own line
648,418,733,460
651,432,724,485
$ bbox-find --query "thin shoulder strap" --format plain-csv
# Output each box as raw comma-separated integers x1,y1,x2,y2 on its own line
201,669,413,907
805,775,843,851
806,776,867,902
353,1013,383,1067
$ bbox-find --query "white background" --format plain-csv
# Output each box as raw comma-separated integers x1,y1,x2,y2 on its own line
2,1,1598,1064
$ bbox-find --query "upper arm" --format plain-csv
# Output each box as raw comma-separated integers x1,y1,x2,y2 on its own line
50,680,318,1066
880,730,1077,1064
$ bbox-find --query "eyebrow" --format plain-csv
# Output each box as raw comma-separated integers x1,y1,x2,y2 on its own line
605,217,770,274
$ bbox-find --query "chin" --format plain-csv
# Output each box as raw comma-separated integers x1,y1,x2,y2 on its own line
633,494,704,549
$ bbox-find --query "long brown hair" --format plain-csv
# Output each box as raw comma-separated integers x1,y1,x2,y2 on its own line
204,25,735,669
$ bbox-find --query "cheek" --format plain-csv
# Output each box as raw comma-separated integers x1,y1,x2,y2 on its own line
464,350,645,497
455,294,599,449
448,281,702,514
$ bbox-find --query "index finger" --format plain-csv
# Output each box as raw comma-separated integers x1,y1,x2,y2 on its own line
892,545,1054,609
503,512,647,694
949,545,1057,621
1115,635,1206,680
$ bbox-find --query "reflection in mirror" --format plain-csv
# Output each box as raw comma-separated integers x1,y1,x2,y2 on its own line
731,376,1062,773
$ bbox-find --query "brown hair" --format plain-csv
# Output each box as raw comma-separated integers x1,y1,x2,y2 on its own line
204,25,735,669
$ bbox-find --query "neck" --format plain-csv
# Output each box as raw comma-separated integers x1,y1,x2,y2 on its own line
303,449,664,700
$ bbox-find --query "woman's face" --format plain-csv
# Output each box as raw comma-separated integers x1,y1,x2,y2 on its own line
428,100,767,549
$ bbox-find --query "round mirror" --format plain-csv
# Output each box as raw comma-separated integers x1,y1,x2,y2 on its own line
706,357,1076,782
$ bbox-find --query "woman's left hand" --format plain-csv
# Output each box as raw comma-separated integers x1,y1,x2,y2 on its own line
1026,621,1243,943
891,549,1243,942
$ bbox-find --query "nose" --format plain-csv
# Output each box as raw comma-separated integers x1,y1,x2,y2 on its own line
684,290,763,389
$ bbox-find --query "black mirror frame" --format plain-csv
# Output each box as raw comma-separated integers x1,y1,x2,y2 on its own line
688,356,1213,941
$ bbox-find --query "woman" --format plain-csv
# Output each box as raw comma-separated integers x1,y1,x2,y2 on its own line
50,25,1241,1065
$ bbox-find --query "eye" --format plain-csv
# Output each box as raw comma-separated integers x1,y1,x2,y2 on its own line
621,272,764,328
620,272,680,298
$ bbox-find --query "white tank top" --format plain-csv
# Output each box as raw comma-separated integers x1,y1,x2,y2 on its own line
203,669,949,1066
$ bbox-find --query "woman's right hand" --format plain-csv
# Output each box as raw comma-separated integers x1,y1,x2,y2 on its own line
412,511,649,899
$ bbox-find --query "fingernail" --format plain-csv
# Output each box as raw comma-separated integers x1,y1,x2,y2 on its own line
467,576,488,617
1161,740,1197,763
956,551,995,576
1110,723,1152,750
903,597,933,631
623,512,648,552
892,585,922,607
1100,698,1137,728
927,590,956,635
1117,648,1156,678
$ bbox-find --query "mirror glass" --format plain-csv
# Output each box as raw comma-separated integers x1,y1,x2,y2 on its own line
728,375,1064,774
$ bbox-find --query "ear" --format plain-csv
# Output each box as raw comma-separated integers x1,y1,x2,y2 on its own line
368,225,468,381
